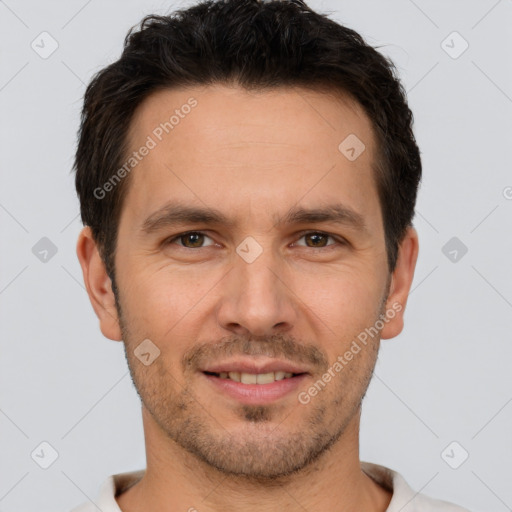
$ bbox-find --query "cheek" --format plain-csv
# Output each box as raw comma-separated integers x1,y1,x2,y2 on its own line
292,267,382,329
119,264,216,349
121,259,188,312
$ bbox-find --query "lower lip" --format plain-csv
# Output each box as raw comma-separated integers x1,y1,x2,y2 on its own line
202,373,308,404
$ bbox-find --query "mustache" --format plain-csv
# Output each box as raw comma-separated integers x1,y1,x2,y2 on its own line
182,333,329,373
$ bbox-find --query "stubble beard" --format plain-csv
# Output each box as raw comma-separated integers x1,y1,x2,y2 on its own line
114,286,385,482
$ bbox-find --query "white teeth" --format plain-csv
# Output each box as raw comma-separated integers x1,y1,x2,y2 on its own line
240,373,257,384
228,371,241,382
217,371,297,384
256,372,275,384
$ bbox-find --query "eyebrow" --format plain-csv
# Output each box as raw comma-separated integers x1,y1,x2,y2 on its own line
141,201,369,235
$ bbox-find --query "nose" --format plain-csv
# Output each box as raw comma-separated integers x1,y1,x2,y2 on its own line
215,245,298,338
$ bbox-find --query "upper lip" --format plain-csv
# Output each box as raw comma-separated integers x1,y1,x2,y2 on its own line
201,358,311,375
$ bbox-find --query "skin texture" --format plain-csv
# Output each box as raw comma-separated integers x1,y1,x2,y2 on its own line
77,84,419,512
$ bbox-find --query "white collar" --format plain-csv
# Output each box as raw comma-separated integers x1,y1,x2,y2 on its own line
74,461,470,512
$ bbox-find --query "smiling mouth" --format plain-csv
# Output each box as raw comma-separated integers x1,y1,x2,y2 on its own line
203,371,305,384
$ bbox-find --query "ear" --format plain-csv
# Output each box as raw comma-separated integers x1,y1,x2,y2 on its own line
76,226,123,341
380,226,419,340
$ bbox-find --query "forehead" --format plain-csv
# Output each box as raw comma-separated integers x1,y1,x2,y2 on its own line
121,84,381,233
128,84,375,156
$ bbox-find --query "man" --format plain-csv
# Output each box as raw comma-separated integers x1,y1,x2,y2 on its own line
72,0,471,510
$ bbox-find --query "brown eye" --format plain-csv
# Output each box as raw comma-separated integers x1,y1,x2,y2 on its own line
296,231,339,248
168,231,214,248
304,233,330,247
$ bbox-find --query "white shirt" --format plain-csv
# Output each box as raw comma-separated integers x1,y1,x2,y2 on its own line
70,461,472,511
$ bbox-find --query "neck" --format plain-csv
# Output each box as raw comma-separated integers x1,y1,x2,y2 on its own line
116,407,392,512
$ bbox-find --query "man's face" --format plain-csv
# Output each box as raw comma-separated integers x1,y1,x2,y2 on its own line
109,84,393,479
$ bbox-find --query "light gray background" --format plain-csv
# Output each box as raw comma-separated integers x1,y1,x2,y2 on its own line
1,0,511,511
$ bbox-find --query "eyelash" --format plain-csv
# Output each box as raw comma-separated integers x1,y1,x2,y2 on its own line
165,230,346,251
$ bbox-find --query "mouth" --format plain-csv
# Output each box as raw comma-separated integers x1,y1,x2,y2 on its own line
203,370,305,384
201,368,309,404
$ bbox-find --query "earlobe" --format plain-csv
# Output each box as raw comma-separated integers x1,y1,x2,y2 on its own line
380,226,419,340
76,226,123,341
